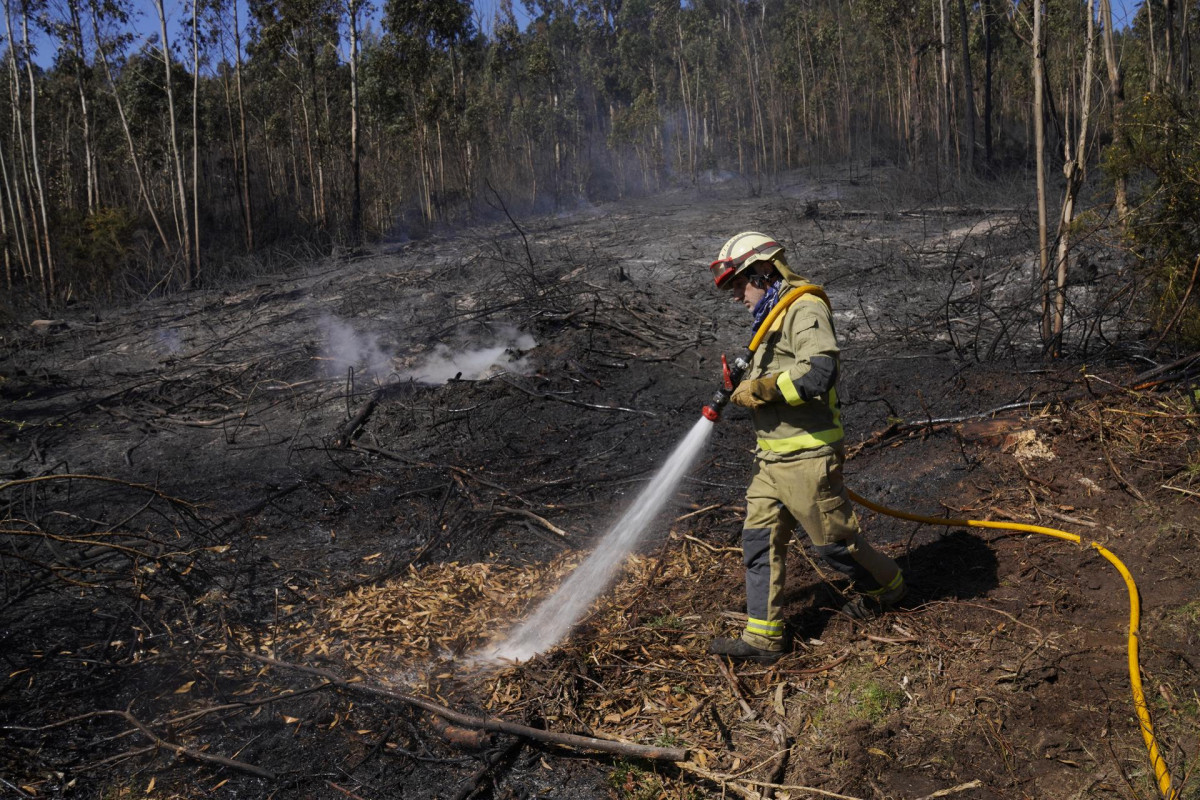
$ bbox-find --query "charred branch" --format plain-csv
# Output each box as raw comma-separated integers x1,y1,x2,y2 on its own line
207,650,690,763
8,709,276,779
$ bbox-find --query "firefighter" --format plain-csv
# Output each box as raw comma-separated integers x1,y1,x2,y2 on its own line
707,232,905,664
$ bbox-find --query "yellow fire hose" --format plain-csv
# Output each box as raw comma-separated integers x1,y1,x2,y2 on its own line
729,283,1177,798
847,489,1175,800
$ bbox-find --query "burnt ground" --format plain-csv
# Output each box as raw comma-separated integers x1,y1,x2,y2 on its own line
1,165,1198,800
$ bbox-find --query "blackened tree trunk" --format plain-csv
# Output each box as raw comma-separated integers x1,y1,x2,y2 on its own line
956,0,977,173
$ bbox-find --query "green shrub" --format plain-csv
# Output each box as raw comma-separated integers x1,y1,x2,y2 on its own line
1105,92,1200,348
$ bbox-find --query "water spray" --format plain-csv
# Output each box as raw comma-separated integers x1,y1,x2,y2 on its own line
481,282,1177,797
481,285,826,664
480,417,714,663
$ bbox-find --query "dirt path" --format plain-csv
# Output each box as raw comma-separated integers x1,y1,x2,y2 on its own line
2,167,1196,799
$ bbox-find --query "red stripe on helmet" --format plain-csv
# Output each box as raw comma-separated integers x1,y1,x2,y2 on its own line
709,241,780,288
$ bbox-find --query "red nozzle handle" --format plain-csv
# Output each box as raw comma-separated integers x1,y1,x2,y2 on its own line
721,354,733,390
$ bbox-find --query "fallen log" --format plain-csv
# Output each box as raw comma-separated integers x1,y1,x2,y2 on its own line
207,650,690,763
430,714,493,749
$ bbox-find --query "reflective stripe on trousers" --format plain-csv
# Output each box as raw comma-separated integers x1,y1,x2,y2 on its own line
739,450,900,650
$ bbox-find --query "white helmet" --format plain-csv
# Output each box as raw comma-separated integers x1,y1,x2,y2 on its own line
709,232,784,288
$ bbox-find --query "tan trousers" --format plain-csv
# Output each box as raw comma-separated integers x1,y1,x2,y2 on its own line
740,448,900,650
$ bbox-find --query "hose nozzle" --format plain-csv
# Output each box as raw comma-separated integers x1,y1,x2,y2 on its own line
700,351,751,422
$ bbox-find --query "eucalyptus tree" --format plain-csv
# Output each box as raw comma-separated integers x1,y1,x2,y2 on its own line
208,0,254,250
152,0,194,285
1100,0,1128,223
344,0,366,246
248,0,342,230
51,0,98,213
368,0,472,220
87,0,170,256
0,27,35,289
4,0,55,300
519,0,588,205
1026,0,1051,344
955,0,976,173
613,0,674,190
1050,0,1099,353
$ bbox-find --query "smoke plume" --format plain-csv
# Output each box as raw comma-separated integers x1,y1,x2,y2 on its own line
404,327,536,384
317,316,535,385
318,315,393,379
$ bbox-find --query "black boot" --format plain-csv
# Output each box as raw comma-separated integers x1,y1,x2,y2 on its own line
840,574,907,620
707,636,784,664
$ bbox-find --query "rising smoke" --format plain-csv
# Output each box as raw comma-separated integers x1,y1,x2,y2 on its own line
405,331,536,383
318,315,392,379
317,315,536,385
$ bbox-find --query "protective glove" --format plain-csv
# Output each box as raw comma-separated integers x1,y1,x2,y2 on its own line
730,374,781,409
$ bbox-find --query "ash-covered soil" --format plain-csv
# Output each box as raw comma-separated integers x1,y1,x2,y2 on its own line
2,166,1197,800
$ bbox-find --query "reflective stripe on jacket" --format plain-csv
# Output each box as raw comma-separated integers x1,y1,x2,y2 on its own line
748,291,844,460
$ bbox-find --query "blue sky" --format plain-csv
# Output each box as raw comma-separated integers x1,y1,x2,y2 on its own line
471,0,1143,33
16,0,1145,68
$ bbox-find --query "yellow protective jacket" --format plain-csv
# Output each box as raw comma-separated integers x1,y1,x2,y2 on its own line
746,264,844,461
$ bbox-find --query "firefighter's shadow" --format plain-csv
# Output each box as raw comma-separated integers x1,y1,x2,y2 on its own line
782,529,999,639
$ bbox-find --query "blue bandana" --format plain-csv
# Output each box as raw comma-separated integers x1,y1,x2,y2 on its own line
751,278,786,335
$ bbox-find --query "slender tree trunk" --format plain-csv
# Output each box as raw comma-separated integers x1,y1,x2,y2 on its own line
347,0,362,248
939,0,951,170
1181,1,1191,92
1099,0,1129,225
19,0,54,301
66,0,97,213
1164,0,1175,87
983,0,993,164
88,0,170,253
835,14,852,158
304,50,327,229
233,0,253,250
907,31,923,166
191,0,201,279
1146,0,1159,92
1051,0,1098,354
297,89,319,222
1033,0,1052,344
0,164,9,290
2,7,33,284
956,0,977,173
0,133,20,289
155,0,194,286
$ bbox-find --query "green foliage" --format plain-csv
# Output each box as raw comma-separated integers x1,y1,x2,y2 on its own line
54,206,138,298
607,760,663,800
0,0,1187,305
645,613,683,630
1105,92,1200,348
849,680,906,722
1168,600,1200,626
